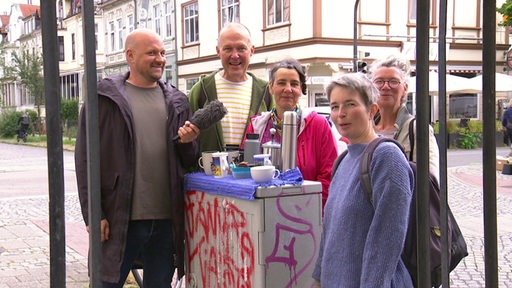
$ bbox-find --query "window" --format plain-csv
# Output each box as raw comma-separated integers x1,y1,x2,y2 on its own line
60,73,79,100
183,2,199,44
408,0,435,24
220,0,239,27
23,22,28,34
409,0,417,22
70,0,81,15
71,33,75,60
117,19,123,51
164,1,173,38
127,14,134,33
449,94,478,119
267,0,289,26
58,36,64,61
109,21,115,52
186,78,199,93
153,4,161,35
95,24,98,50
58,0,63,19
314,92,329,107
165,65,173,83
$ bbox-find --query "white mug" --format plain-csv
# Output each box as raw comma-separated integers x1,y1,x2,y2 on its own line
212,152,230,178
250,165,280,183
198,151,218,175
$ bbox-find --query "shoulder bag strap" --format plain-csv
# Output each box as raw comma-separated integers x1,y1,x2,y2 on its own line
408,118,415,160
359,137,406,205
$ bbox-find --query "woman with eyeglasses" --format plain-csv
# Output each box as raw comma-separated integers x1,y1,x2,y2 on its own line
368,55,440,182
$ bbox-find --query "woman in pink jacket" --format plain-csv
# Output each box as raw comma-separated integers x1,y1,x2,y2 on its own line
243,58,338,209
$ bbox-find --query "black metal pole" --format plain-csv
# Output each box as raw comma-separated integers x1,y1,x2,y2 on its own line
40,0,66,287
482,0,499,287
81,0,102,287
353,0,360,72
437,0,450,287
416,0,431,287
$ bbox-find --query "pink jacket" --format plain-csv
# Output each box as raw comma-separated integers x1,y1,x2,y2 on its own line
244,110,338,209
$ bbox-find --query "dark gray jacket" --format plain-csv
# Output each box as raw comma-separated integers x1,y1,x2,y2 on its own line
75,73,198,282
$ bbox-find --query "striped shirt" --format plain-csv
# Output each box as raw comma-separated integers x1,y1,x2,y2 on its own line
215,72,253,146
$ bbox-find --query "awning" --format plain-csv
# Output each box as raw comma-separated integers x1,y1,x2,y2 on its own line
408,71,478,95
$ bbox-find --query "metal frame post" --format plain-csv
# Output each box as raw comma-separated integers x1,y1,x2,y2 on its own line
416,0,431,287
81,0,102,286
41,0,66,287
482,0,499,287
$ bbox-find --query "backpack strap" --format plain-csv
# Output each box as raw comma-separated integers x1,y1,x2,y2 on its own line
359,137,407,205
331,150,348,179
408,118,415,160
253,85,272,113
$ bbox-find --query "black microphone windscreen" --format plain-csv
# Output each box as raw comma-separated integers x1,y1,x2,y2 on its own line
190,100,228,130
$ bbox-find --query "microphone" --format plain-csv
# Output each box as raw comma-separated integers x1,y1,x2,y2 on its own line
173,100,228,143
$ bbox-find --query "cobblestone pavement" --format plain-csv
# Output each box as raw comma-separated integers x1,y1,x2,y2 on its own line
0,194,89,288
0,143,511,287
448,165,512,287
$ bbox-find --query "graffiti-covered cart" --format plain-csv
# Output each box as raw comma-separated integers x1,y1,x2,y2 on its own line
184,172,322,288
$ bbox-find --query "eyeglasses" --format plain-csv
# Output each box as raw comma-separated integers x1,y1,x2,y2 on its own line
373,79,402,89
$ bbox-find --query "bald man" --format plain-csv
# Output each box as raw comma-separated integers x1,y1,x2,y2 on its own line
75,28,198,287
188,22,274,155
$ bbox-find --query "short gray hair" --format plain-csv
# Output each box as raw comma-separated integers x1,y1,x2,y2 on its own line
326,73,379,109
367,55,411,85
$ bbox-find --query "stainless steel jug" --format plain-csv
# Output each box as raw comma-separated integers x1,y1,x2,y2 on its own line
281,111,297,171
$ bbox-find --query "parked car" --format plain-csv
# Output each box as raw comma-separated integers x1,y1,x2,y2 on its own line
305,106,348,155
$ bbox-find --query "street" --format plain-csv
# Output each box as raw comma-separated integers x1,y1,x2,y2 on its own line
0,143,77,198
448,146,511,167
0,142,511,287
0,143,88,287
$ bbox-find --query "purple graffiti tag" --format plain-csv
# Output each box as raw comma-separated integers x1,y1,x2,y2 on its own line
264,195,318,287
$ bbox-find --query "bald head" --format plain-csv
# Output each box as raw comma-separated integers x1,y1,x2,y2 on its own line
124,28,166,87
125,28,163,52
217,22,252,46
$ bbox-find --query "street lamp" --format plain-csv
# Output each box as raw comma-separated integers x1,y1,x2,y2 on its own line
353,0,360,72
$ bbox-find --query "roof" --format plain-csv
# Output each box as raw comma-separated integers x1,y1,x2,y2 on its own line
18,4,40,19
0,15,9,33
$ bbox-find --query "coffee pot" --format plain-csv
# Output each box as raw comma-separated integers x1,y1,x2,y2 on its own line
262,128,281,169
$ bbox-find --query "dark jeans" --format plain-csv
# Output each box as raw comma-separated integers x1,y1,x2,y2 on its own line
507,128,512,147
103,219,175,288
18,123,28,138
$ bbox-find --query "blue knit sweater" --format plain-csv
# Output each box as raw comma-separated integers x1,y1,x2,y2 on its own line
313,142,414,287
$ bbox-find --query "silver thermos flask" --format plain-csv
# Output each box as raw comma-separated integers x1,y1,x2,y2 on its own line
281,111,297,171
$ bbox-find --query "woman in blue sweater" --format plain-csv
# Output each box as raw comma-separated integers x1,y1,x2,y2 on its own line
313,73,414,287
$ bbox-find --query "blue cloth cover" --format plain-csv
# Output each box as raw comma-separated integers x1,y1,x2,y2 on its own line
184,168,303,200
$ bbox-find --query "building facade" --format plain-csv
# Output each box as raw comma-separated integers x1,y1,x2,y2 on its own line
0,0,510,122
174,0,511,121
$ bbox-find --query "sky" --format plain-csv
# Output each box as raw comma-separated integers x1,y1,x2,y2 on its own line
0,0,40,16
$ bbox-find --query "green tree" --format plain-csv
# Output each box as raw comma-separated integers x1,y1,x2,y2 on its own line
6,47,44,133
0,110,22,138
497,0,512,26
61,98,79,139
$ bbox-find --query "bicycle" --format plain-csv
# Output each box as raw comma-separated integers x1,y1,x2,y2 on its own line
16,128,28,143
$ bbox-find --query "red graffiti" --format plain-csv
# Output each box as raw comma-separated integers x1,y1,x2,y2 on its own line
185,190,255,288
